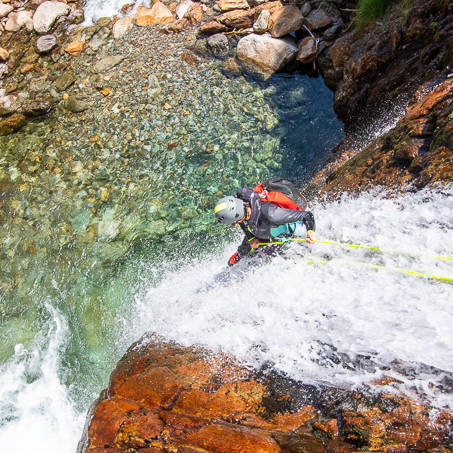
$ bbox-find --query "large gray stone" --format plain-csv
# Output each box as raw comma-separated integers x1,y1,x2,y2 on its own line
92,56,125,74
237,33,297,78
36,34,58,54
33,1,70,34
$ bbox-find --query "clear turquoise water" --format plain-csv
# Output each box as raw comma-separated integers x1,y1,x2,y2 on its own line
0,27,344,442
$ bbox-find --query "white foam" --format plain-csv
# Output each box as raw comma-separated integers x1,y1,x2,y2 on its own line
134,185,453,407
0,305,84,453
83,0,148,25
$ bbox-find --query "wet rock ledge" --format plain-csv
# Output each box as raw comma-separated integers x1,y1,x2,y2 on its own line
78,340,453,453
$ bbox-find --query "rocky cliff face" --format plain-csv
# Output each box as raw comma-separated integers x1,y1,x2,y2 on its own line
308,78,453,196
78,340,453,453
319,0,452,130
311,0,452,194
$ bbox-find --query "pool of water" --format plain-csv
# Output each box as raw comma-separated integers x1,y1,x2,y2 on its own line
0,26,344,450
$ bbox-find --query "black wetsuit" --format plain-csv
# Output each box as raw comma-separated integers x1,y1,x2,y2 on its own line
236,188,315,258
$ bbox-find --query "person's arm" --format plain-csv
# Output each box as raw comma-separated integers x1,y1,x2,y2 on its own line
228,235,252,266
266,205,315,231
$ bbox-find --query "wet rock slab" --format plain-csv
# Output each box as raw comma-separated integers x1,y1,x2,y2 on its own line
78,340,453,453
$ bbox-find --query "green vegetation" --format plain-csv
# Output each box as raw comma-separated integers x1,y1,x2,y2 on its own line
355,0,416,28
355,0,395,28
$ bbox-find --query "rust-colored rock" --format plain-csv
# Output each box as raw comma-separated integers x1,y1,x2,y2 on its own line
0,47,9,61
64,41,87,55
168,18,190,32
296,36,316,64
268,5,303,38
198,20,229,35
217,8,254,29
80,341,453,453
136,2,174,27
184,3,203,25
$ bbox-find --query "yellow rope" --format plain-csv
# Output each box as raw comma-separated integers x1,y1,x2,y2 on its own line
299,256,453,284
256,237,453,262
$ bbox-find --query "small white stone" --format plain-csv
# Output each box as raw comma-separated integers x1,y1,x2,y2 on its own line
175,0,193,19
0,4,13,18
33,1,70,34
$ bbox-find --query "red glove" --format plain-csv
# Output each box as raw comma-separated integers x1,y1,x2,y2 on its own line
228,252,240,266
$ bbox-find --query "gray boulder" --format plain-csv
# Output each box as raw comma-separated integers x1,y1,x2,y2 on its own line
237,33,297,78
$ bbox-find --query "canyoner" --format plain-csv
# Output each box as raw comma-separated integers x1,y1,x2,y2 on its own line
213,179,453,285
214,177,317,266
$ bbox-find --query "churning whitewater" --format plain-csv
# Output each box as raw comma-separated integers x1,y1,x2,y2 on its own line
0,187,452,452
135,186,453,407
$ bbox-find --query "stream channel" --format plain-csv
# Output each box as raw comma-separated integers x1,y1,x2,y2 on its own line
0,26,351,450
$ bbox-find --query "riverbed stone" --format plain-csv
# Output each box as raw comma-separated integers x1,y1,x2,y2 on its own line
198,20,229,35
304,8,332,30
175,0,193,19
0,113,27,136
64,96,88,113
135,2,174,27
0,63,8,79
36,34,57,53
185,3,203,24
237,32,297,77
269,5,303,38
64,41,87,56
253,9,270,33
112,17,133,39
0,3,13,17
33,1,70,34
323,23,342,41
301,2,311,16
296,36,316,63
0,90,18,115
216,0,249,11
0,47,9,61
5,10,33,32
207,33,229,57
54,71,76,91
92,55,124,74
